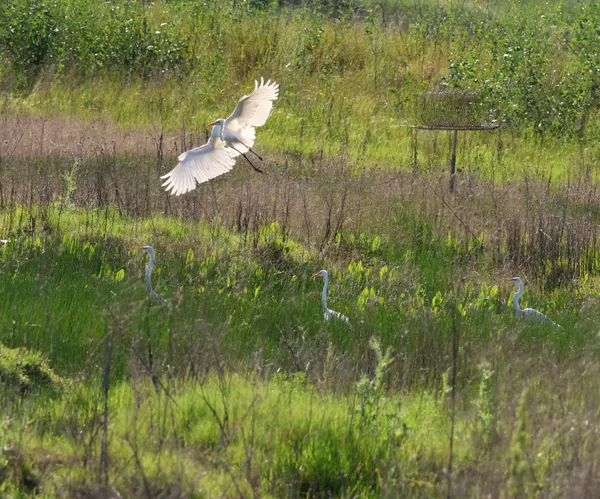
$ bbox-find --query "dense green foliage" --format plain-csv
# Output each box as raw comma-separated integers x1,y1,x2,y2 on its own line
0,345,64,393
1,0,600,141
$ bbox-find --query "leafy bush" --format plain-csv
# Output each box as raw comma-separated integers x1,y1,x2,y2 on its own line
1,0,599,139
0,0,188,82
0,345,64,393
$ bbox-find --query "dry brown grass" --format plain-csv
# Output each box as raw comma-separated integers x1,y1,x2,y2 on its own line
1,113,161,157
2,113,600,293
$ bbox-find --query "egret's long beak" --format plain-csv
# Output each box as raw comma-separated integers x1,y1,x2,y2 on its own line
312,272,321,279
504,277,516,281
207,121,217,127
130,246,144,251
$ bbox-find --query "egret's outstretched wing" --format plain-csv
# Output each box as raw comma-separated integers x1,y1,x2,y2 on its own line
226,77,279,129
160,136,237,196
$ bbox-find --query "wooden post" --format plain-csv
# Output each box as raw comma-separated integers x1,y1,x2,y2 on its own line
400,123,499,192
412,128,418,172
449,129,458,193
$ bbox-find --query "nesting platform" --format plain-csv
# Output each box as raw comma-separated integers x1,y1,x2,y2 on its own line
402,90,501,191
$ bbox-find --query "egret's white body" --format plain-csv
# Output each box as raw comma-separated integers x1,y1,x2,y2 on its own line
507,277,560,327
313,270,351,326
132,246,170,307
161,77,279,196
0,240,8,246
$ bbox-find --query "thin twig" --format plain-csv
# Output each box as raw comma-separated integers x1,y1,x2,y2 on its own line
427,180,478,240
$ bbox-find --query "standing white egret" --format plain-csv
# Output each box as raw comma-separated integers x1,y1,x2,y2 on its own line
0,240,8,246
131,246,170,307
313,270,351,325
161,77,279,196
506,277,560,327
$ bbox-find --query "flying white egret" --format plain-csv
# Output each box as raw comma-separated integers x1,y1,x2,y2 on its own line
506,277,560,327
313,270,351,325
131,246,170,307
161,77,279,196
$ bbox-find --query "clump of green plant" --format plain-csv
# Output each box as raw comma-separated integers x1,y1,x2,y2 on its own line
0,444,39,496
355,336,394,427
0,345,64,393
471,361,497,448
60,158,80,208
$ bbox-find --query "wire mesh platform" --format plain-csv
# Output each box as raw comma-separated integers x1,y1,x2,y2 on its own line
403,89,502,191
406,89,500,130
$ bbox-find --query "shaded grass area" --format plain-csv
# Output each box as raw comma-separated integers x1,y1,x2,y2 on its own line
0,345,64,393
2,339,600,496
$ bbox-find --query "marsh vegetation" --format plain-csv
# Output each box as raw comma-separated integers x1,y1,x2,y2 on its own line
1,0,600,496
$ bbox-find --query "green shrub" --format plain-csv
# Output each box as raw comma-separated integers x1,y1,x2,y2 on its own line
0,345,64,393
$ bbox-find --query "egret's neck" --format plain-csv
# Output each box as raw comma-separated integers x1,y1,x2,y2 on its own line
145,249,156,295
143,248,170,307
212,121,225,141
321,274,329,314
512,281,524,313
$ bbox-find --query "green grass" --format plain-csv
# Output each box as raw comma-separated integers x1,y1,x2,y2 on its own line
0,203,589,377
0,186,596,495
2,371,465,497
0,203,596,496
2,0,600,496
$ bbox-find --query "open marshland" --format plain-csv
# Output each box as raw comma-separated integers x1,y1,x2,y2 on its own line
2,0,600,497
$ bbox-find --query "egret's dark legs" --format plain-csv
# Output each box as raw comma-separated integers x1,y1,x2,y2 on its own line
229,140,264,161
229,143,264,174
236,139,263,161
247,147,263,161
243,154,264,173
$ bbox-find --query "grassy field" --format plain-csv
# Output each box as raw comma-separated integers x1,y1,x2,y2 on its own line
1,201,600,497
2,0,600,497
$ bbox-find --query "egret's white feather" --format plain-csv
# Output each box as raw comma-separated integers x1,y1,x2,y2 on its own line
221,77,278,151
160,128,237,196
162,77,279,195
326,308,351,324
227,77,280,129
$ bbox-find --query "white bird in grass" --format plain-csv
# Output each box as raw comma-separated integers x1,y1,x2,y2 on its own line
506,277,560,327
131,246,170,307
0,240,9,246
161,77,279,196
313,270,351,326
